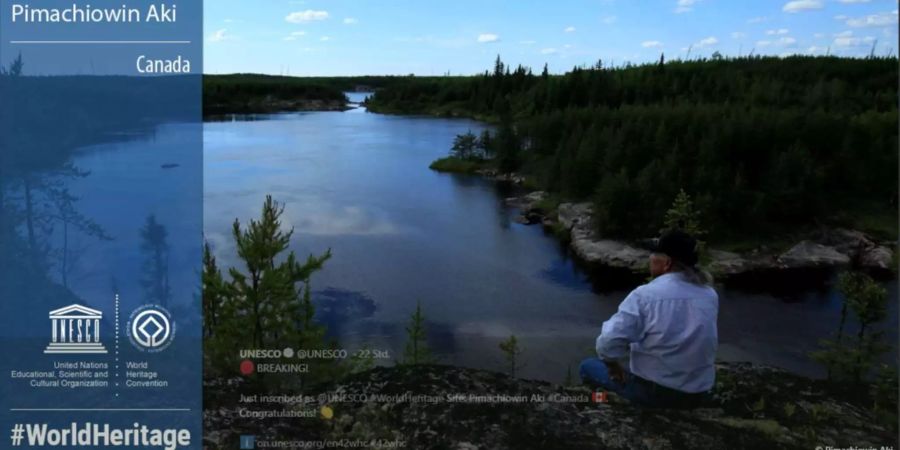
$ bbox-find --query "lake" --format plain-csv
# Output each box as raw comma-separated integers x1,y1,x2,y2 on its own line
66,92,897,382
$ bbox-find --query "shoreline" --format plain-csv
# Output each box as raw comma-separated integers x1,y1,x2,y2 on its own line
449,167,898,286
203,98,352,118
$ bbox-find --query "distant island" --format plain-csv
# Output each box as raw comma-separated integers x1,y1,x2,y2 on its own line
203,74,351,116
202,74,434,116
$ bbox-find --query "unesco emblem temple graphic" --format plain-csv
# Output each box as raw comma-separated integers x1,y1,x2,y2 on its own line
44,304,108,354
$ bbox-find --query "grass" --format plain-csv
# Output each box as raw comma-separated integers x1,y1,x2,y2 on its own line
428,157,488,174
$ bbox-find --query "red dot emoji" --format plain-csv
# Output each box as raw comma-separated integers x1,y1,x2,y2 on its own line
240,360,255,375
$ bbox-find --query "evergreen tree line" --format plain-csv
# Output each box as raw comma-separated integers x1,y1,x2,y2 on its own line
204,74,348,115
367,55,898,241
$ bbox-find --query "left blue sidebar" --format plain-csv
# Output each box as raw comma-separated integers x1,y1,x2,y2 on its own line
0,1,203,450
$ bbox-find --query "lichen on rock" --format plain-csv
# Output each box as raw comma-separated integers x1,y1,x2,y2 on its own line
204,362,897,450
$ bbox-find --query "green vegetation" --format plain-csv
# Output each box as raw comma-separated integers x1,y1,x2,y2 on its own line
369,55,898,243
810,271,896,427
202,196,343,386
401,301,435,365
661,190,709,261
499,335,523,378
429,157,484,174
203,74,349,115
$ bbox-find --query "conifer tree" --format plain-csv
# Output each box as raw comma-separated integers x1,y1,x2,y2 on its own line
499,335,523,378
203,196,332,379
402,301,434,365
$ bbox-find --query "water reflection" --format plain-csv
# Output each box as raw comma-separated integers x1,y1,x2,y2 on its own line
172,100,884,382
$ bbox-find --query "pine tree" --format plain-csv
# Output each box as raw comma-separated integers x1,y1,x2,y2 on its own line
139,215,171,307
201,242,226,338
451,130,479,160
662,189,705,237
402,301,434,365
811,271,890,383
230,196,330,349
499,335,523,378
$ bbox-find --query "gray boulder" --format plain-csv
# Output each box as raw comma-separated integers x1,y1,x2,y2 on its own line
859,245,894,271
777,241,851,269
707,250,771,275
557,202,594,231
570,238,651,273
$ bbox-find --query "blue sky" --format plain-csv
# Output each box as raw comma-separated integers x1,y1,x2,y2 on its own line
204,0,899,75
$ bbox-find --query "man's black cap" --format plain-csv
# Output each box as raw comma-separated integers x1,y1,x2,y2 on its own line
651,230,699,267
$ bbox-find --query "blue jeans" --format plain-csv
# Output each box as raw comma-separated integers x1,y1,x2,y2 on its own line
579,358,653,406
579,358,709,408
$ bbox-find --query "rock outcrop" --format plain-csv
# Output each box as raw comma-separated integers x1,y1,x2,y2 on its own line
504,194,896,278
556,203,651,272
204,362,897,450
776,241,852,269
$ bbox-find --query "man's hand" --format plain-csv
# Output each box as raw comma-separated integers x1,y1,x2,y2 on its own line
603,360,626,384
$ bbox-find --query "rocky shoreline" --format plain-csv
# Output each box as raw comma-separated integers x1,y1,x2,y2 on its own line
503,189,896,280
204,362,897,450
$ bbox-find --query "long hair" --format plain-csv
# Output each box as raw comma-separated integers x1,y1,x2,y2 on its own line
672,261,714,286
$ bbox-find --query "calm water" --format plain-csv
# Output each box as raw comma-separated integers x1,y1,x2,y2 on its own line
66,93,897,382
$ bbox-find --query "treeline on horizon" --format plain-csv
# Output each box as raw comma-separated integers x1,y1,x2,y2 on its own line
204,74,350,115
367,55,899,243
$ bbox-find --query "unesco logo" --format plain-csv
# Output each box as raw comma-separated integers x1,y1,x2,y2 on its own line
126,305,175,352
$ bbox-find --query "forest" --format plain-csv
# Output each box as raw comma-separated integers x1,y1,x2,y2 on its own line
366,56,899,243
203,74,349,115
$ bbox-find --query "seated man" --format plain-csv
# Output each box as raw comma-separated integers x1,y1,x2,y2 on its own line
580,230,718,408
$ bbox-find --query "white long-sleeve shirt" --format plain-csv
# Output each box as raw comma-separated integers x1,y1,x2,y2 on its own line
595,272,719,393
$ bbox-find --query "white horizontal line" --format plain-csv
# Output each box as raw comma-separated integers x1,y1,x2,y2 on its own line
11,408,191,411
10,41,191,45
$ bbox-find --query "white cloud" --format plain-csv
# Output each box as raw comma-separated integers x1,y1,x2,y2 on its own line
807,45,828,54
675,0,700,13
778,36,798,46
291,31,306,36
765,28,790,35
845,10,898,27
758,36,797,47
564,26,576,33
540,47,558,55
601,15,617,24
813,32,826,38
838,0,870,3
207,28,230,43
783,0,823,13
477,33,500,43
747,16,769,23
731,32,747,39
833,30,876,47
696,36,718,47
320,36,331,41
343,17,358,25
833,37,858,46
285,10,329,23
642,40,663,48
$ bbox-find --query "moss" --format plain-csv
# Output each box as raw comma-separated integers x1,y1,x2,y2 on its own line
713,418,788,438
533,195,562,215
428,157,486,174
548,221,571,243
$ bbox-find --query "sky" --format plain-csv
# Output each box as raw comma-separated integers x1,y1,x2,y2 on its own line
203,0,899,76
